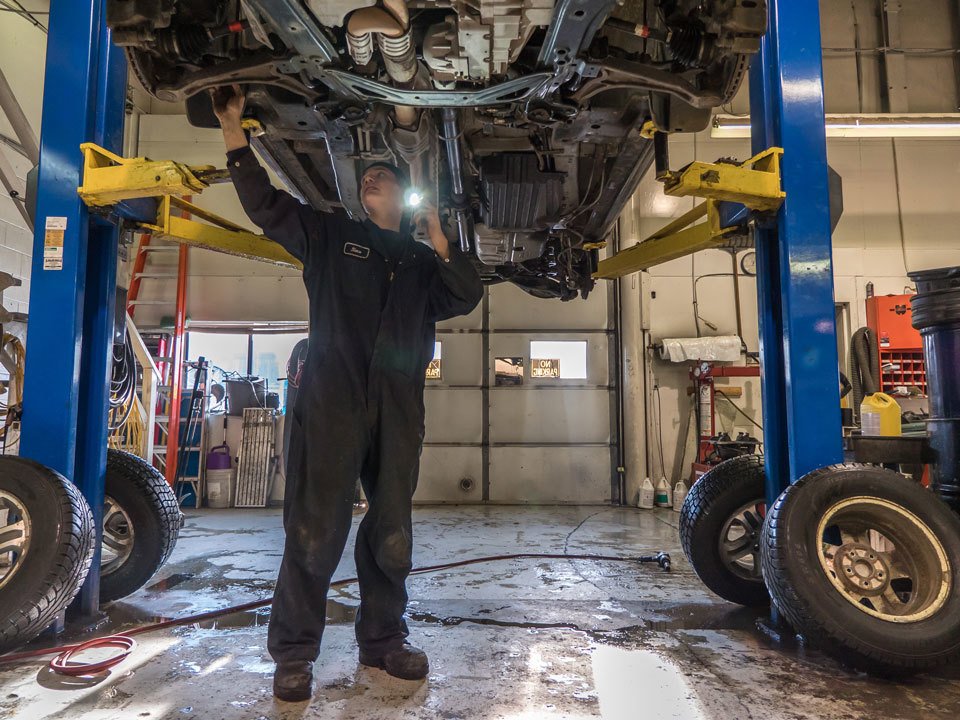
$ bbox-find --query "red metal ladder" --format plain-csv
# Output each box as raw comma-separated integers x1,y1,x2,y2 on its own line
126,233,189,486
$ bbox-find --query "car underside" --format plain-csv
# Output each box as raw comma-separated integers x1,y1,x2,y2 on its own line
108,0,766,300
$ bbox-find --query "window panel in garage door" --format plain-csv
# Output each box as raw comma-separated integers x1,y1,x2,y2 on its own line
417,283,616,505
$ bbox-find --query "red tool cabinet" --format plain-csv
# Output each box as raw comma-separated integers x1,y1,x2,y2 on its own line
866,294,927,397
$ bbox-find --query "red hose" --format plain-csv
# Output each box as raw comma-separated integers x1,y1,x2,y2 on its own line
0,552,666,675
49,635,136,676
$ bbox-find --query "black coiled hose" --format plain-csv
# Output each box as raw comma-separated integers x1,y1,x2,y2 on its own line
108,335,137,431
849,327,879,424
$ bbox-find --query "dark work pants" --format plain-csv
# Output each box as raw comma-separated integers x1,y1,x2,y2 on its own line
268,373,423,663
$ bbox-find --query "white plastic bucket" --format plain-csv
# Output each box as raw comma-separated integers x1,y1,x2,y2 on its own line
205,469,234,508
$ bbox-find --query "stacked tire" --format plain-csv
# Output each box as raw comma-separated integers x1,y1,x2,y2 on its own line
100,449,182,603
0,458,96,653
679,455,769,607
680,457,960,675
0,451,182,653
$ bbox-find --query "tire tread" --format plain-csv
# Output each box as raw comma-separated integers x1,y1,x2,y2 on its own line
100,449,181,602
762,463,960,675
0,467,95,653
679,455,769,606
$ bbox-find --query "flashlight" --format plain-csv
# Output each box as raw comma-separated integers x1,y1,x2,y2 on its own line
404,188,425,209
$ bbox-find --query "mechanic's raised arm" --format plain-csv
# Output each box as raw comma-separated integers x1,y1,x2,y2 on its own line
419,205,484,321
212,85,318,263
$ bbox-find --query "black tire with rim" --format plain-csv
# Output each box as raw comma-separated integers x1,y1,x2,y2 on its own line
762,464,960,675
679,455,769,607
100,449,182,603
0,457,96,653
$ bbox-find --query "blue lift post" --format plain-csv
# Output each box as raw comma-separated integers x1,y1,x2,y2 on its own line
19,0,127,616
749,0,845,508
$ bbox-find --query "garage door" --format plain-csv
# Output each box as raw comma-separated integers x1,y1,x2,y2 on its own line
416,281,617,505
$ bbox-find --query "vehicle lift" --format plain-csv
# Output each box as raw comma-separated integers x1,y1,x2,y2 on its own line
593,0,845,515
20,0,840,620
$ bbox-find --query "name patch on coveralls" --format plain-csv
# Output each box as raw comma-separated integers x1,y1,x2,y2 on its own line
343,242,371,259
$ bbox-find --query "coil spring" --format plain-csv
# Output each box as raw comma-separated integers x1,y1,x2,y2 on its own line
668,24,705,68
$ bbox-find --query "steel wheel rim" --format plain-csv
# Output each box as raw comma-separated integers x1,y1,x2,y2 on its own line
0,490,31,591
719,499,765,581
101,496,135,576
817,496,951,623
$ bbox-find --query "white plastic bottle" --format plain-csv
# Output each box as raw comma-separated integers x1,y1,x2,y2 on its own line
672,479,688,512
655,475,672,507
638,477,656,509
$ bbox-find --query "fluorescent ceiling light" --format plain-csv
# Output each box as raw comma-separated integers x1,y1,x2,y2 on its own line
711,113,960,138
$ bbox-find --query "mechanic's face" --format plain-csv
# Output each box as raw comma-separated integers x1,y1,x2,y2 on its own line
360,167,403,217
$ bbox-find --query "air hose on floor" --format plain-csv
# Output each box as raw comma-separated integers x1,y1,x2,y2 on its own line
0,551,671,677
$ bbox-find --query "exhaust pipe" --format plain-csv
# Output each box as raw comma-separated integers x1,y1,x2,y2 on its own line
346,2,418,128
345,2,416,80
441,108,472,253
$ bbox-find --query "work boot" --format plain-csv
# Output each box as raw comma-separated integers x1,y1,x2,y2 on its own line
359,643,429,680
273,660,314,702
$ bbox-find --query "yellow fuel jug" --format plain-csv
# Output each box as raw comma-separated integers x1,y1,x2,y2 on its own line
860,392,901,437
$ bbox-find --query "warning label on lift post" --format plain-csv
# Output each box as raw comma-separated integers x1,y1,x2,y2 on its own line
43,216,66,271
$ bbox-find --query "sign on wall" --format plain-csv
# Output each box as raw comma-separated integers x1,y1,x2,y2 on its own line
426,341,442,380
530,358,560,379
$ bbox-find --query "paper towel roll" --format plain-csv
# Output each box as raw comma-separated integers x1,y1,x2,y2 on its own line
659,336,742,363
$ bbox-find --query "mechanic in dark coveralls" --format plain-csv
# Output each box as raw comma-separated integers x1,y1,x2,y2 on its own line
212,85,484,702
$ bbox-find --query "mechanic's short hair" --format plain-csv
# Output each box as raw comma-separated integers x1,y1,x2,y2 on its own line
361,161,408,188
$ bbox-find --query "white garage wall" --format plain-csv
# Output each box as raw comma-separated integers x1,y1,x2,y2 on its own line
623,128,960,493
0,2,48,318
0,144,34,319
616,0,960,498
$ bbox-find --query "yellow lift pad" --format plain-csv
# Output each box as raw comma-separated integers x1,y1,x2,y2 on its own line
77,141,299,270
595,147,785,280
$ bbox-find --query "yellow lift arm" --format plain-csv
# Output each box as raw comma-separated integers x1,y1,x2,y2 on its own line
594,147,785,280
77,140,301,270
78,139,784,280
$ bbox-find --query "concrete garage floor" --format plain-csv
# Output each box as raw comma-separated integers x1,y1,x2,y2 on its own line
2,506,960,719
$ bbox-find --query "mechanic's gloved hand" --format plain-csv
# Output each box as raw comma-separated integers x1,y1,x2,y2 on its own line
210,83,246,127
211,84,248,152
413,202,451,260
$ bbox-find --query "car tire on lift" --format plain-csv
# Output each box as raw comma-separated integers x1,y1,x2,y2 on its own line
99,449,182,603
762,464,960,675
679,455,769,607
0,457,96,653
